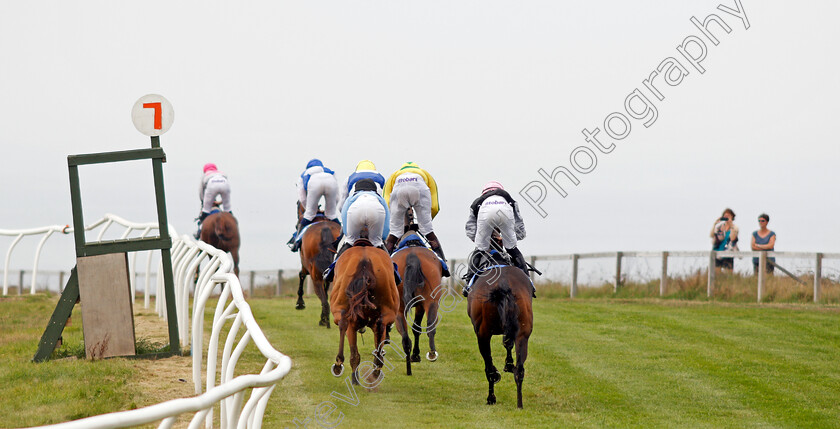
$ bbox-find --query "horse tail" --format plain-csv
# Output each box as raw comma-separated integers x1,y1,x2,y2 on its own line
346,257,376,322
488,280,519,345
403,252,425,307
315,227,335,276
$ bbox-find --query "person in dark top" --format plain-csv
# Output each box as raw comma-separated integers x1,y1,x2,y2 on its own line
751,213,776,274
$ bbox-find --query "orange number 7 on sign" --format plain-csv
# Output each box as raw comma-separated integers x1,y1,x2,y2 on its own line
142,102,162,129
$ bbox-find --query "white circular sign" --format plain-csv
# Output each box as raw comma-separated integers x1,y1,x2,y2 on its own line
131,94,174,136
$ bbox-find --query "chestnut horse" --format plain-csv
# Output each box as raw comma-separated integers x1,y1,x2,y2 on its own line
199,211,240,276
391,237,443,376
467,265,533,408
297,217,342,327
329,244,400,386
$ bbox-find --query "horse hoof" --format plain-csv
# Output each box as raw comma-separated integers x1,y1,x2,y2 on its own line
411,354,421,363
487,395,497,405
426,351,438,362
319,319,328,326
295,303,305,310
331,363,344,377
504,363,515,373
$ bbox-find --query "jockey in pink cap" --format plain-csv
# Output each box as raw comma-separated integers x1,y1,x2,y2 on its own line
196,163,233,239
462,180,535,297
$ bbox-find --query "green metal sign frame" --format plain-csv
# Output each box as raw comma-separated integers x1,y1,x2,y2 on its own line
34,136,180,362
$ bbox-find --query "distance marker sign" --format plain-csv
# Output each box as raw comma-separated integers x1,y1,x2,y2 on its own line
131,94,174,136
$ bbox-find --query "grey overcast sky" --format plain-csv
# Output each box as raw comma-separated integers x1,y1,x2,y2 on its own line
1,0,838,272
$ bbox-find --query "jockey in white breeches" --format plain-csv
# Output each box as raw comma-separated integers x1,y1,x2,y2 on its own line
463,181,534,297
341,179,389,248
196,163,232,238
289,159,340,252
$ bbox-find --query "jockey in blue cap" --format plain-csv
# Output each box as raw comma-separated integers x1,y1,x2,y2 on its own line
288,159,340,252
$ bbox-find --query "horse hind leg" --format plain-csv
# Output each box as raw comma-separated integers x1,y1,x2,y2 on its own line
348,326,361,385
410,306,425,363
477,335,500,405
425,301,439,362
395,309,412,376
296,271,306,310
514,335,530,409
320,281,332,329
332,317,348,377
503,334,515,373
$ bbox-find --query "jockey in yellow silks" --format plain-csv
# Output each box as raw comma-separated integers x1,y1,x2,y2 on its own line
382,162,448,277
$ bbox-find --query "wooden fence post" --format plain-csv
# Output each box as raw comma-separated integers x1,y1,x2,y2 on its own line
757,251,766,303
614,252,622,292
449,258,457,292
277,269,283,296
249,271,255,297
814,253,822,303
660,251,668,297
529,256,536,284
707,251,715,298
19,270,24,295
571,254,579,299
59,271,65,293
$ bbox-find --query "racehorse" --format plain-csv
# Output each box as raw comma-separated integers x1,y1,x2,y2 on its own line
329,243,400,386
199,211,240,276
296,211,342,327
390,213,444,376
467,260,534,408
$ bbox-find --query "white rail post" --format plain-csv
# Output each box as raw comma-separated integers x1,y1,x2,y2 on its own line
707,251,716,297
758,251,766,303
614,252,622,292
814,253,822,303
660,251,668,297
571,254,579,299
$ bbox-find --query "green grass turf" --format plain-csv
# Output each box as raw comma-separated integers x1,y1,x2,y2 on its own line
2,294,839,428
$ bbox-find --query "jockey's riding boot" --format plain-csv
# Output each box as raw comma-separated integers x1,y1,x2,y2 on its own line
384,234,399,254
335,242,351,261
462,250,484,296
424,232,450,277
291,218,313,252
195,212,210,240
507,246,536,298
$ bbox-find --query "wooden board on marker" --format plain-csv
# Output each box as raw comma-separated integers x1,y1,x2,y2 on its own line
77,253,136,359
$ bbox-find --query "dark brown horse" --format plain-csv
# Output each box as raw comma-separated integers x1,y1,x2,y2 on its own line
297,217,342,327
467,265,533,408
391,239,443,376
199,211,240,276
329,244,400,386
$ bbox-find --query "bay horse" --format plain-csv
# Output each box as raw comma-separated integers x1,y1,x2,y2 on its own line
391,232,444,376
199,211,240,276
467,264,533,408
297,215,342,327
329,243,400,386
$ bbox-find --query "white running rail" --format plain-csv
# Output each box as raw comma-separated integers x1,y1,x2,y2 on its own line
29,233,292,428
1,213,173,304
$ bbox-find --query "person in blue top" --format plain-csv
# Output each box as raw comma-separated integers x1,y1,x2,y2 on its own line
710,208,739,270
289,159,340,252
338,160,386,211
751,213,776,274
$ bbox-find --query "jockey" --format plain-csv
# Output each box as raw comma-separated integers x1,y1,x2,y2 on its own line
337,178,389,257
462,181,534,298
196,163,232,239
289,159,340,252
338,160,386,211
382,162,448,276
324,178,401,285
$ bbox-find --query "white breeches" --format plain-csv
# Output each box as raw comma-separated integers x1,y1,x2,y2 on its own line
304,173,339,221
202,176,231,213
388,173,433,235
474,196,516,251
345,194,387,247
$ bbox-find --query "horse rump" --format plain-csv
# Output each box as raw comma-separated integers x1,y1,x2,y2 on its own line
487,282,520,342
